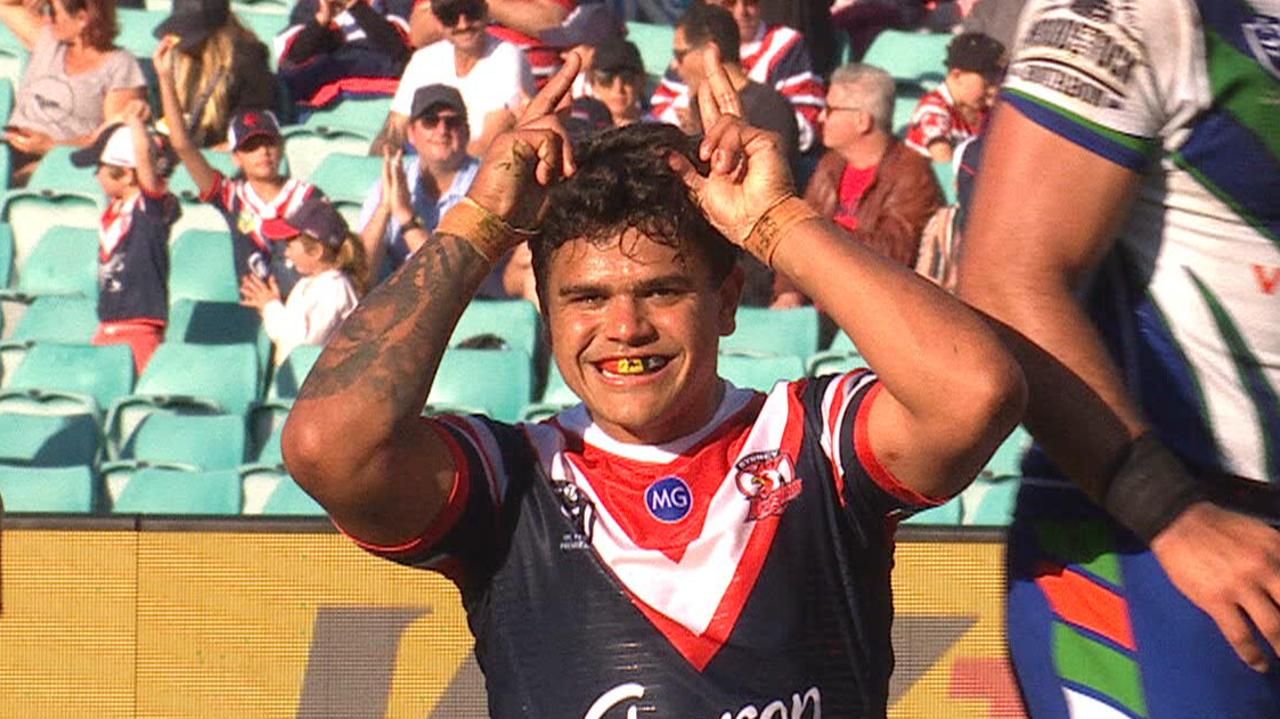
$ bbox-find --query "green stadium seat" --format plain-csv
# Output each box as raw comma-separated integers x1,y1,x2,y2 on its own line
901,497,963,525
115,8,167,58
240,466,323,515
719,352,805,392
892,94,920,136
262,476,324,515
300,97,391,135
519,362,579,422
980,425,1032,480
309,153,383,205
169,198,232,242
0,43,25,89
232,0,294,16
0,190,101,277
625,21,675,85
426,348,533,423
104,343,261,456
805,347,866,378
238,10,292,49
111,467,243,515
0,342,134,417
281,125,376,183
0,223,15,295
933,161,957,205
452,300,541,356
27,146,100,197
167,150,239,202
963,476,1021,526
254,422,284,464
0,412,99,467
862,30,951,89
0,225,98,302
248,344,324,450
166,299,273,383
168,229,240,304
114,412,248,470
722,306,820,362
0,297,100,382
0,465,94,512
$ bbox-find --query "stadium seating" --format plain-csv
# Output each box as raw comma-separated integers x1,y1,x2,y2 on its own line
0,190,101,277
722,306,820,362
104,342,261,456
0,412,99,467
248,344,323,448
862,30,951,90
167,150,239,202
933,161,957,205
169,200,232,241
0,41,25,89
892,94,919,136
962,476,1021,526
0,342,134,416
111,467,243,515
0,223,12,292
281,125,377,183
625,21,675,85
26,146,100,197
166,299,273,385
308,153,382,204
0,465,95,512
114,412,248,470
0,296,100,381
451,299,542,356
241,470,324,516
719,352,805,392
168,230,241,304
426,348,533,422
981,425,1031,480
0,225,98,303
902,497,963,525
254,423,284,464
299,97,392,135
115,8,166,59
520,362,579,422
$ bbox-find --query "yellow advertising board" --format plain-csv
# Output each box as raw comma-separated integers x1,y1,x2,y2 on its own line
0,520,1021,718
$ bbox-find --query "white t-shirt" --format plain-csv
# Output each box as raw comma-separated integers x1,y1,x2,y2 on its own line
391,35,535,140
261,268,359,365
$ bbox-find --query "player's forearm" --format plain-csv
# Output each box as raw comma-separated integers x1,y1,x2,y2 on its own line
129,121,162,195
774,216,1025,446
487,0,568,36
287,230,491,477
961,270,1149,500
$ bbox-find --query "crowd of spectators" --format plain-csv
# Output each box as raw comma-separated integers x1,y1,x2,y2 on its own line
0,0,1010,368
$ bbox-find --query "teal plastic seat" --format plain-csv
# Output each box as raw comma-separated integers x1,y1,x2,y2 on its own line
0,465,94,512
300,97,392,134
168,230,240,304
0,190,101,276
255,422,284,464
426,348,533,423
862,30,951,88
0,412,99,467
893,93,920,136
980,425,1032,480
519,362,579,422
0,342,134,416
0,225,98,302
111,467,243,515
115,8,167,58
0,297,100,381
114,413,248,470
0,223,12,293
281,125,375,182
248,344,323,451
624,21,675,85
238,10,292,50
309,153,383,204
722,306,820,362
169,198,231,242
166,299,273,382
262,475,324,515
240,465,324,515
451,300,541,356
963,476,1021,526
27,147,100,196
933,161,957,205
719,353,805,392
104,343,261,456
901,497,963,525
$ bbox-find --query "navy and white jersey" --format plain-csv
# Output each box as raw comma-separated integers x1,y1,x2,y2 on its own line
200,172,318,299
97,189,179,324
348,373,944,718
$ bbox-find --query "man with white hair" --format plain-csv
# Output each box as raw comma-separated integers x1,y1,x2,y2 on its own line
802,64,942,269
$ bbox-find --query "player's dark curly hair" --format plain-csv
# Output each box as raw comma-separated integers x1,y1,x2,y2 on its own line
531,123,739,303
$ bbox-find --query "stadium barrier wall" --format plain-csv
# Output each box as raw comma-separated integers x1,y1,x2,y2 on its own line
0,518,1024,718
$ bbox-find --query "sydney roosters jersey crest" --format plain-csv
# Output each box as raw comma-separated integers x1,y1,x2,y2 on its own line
347,372,945,718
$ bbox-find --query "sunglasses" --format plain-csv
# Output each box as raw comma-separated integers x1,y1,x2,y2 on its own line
591,68,643,85
418,112,466,131
434,0,485,27
673,46,693,63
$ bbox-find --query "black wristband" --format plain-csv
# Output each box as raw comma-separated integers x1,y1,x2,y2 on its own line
1102,434,1208,543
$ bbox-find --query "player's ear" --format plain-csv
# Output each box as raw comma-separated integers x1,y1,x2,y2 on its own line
716,263,744,337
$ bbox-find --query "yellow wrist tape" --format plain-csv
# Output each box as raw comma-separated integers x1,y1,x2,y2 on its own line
742,195,820,268
434,197,536,264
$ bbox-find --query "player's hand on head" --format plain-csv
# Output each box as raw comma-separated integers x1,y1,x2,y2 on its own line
667,46,794,246
1150,502,1280,672
467,52,581,234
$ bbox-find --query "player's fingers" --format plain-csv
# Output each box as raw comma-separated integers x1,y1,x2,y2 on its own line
695,81,721,154
667,151,706,196
701,45,742,118
523,52,582,121
701,116,745,176
531,129,565,186
1214,603,1270,672
1241,589,1280,668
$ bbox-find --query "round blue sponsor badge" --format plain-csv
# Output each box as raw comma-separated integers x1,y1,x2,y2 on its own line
644,476,692,523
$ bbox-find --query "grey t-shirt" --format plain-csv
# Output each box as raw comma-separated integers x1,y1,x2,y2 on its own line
11,27,146,141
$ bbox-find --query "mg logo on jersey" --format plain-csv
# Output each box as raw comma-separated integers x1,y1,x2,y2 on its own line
1245,14,1280,80
645,476,692,523
735,450,803,520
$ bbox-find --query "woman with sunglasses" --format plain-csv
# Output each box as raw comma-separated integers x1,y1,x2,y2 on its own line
385,0,534,156
0,0,145,184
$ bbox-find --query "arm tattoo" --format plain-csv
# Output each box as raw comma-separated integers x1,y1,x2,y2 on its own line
296,232,491,416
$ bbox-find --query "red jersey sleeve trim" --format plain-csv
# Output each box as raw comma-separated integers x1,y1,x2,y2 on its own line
198,171,227,204
332,418,472,557
852,383,946,508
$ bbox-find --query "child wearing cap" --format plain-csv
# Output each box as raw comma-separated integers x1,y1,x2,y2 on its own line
155,35,323,300
905,32,1006,164
239,194,367,365
75,100,181,374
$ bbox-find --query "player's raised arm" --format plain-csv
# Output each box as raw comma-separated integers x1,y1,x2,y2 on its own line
670,48,1025,501
283,54,582,546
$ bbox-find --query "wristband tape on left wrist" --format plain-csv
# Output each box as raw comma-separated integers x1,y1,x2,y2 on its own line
434,197,536,264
